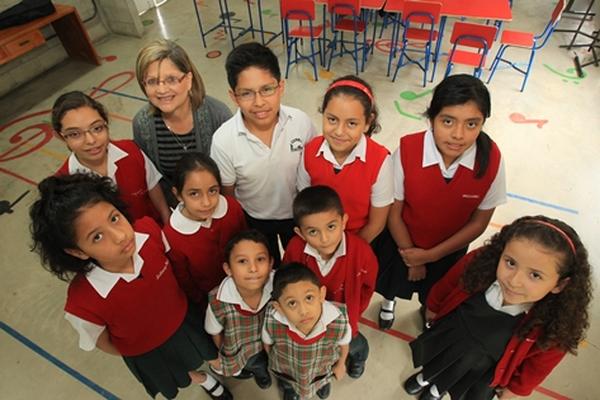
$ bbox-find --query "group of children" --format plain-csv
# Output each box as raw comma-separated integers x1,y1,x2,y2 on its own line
28,40,593,400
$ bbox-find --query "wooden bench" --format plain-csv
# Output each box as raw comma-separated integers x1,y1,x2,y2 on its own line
0,3,100,66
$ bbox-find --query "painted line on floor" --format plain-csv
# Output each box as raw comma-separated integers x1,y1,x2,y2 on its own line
0,166,37,186
0,321,119,400
91,87,146,102
359,317,572,400
507,193,578,215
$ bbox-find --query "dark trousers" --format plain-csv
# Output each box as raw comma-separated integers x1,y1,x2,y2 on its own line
347,332,369,366
243,350,270,379
374,229,467,304
245,212,295,267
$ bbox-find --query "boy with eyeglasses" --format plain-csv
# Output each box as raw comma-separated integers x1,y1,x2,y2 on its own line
211,42,317,265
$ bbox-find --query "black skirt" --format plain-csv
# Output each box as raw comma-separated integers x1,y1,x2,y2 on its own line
373,228,467,303
123,304,218,399
410,293,522,399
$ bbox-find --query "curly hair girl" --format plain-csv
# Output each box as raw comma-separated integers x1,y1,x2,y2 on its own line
463,215,592,353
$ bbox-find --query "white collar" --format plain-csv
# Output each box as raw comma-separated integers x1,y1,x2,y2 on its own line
216,271,274,312
84,232,148,299
422,129,477,178
272,300,341,340
233,106,291,139
169,196,228,234
316,134,367,169
304,234,347,277
68,142,128,180
485,281,532,316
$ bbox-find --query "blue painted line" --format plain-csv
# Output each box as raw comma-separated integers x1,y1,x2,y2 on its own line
0,321,119,400
507,193,579,215
91,87,146,102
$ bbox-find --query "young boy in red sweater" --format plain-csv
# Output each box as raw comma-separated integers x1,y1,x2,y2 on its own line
283,185,378,379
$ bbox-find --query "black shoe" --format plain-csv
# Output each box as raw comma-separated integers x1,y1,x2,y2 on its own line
403,373,427,395
232,368,253,380
254,373,272,389
347,361,365,379
418,386,443,400
202,381,233,400
378,308,395,330
283,388,300,400
316,383,331,399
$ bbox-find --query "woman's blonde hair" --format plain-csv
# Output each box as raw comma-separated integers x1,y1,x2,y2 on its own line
135,39,205,113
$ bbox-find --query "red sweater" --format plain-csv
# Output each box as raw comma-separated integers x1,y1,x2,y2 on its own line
57,140,161,223
163,196,247,306
400,132,501,248
426,251,566,396
283,232,378,336
64,217,187,356
303,136,389,233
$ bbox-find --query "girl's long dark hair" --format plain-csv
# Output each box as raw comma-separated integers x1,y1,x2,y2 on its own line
426,74,492,178
30,173,129,282
462,215,592,353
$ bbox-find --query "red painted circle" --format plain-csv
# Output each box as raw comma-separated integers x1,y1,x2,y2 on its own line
206,50,222,59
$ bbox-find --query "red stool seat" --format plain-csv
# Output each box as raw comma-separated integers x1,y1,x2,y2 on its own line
500,29,535,47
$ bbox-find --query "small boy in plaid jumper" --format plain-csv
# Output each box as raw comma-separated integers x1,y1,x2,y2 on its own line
205,230,274,390
283,186,378,380
263,262,351,400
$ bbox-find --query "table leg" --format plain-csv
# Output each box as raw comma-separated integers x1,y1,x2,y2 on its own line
51,12,100,65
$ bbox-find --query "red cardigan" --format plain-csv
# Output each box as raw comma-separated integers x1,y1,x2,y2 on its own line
426,251,566,396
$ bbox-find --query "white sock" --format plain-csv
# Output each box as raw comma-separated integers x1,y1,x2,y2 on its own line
430,384,440,397
382,299,396,311
416,372,429,386
200,374,224,396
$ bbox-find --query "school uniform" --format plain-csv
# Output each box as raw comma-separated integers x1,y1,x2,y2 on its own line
56,140,162,223
64,217,217,399
262,301,351,400
204,273,274,378
418,250,566,397
283,233,378,369
376,130,506,303
210,106,317,261
297,134,394,233
163,195,247,307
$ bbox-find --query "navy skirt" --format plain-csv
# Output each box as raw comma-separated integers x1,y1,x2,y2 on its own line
123,304,218,399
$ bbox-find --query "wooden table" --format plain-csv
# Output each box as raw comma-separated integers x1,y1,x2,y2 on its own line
0,3,100,66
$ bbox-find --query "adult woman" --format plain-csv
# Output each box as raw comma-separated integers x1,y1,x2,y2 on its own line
133,39,232,206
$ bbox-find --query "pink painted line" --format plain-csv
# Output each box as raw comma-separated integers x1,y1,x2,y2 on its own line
359,317,572,400
0,166,37,186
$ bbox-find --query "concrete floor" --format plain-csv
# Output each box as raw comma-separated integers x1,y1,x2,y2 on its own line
1,0,598,399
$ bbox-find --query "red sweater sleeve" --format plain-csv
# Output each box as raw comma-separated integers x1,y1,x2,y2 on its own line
282,236,305,265
426,250,477,313
506,347,566,396
358,239,378,315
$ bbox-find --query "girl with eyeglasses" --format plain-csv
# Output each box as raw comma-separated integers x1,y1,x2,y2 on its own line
133,39,232,207
53,91,170,225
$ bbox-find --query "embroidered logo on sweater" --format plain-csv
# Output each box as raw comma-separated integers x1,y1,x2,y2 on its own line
155,260,168,280
462,194,480,199
290,138,304,152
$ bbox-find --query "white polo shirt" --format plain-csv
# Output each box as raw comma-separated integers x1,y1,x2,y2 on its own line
393,129,507,210
210,105,317,220
262,300,352,345
296,134,394,207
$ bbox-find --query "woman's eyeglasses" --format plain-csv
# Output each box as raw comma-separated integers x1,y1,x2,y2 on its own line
143,74,188,89
61,121,107,141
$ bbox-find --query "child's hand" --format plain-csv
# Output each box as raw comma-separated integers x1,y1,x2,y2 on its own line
332,361,346,380
407,264,426,281
496,388,517,399
400,247,431,266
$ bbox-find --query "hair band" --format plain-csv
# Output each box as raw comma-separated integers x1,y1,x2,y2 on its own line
531,220,576,255
327,80,374,103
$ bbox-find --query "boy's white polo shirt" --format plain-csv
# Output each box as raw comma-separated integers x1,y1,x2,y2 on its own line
262,300,351,345
210,105,317,220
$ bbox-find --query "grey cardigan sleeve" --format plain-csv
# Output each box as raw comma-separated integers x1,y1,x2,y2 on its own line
132,104,160,168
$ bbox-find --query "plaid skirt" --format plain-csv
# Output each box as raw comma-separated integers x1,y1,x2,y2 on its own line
123,304,217,399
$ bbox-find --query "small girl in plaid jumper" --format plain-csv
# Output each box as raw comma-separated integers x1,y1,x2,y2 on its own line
204,230,274,390
263,263,351,400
